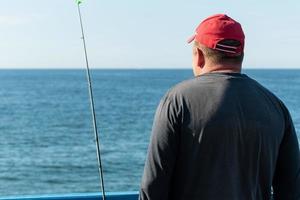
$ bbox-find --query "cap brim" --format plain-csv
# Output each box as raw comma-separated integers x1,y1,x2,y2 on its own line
187,34,196,44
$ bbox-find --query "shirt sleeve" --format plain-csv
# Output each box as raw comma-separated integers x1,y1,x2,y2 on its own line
272,104,300,200
139,93,181,200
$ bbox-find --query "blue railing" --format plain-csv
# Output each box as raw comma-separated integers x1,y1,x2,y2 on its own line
0,192,139,200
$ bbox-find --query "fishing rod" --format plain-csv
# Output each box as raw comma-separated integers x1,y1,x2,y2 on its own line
76,1,106,200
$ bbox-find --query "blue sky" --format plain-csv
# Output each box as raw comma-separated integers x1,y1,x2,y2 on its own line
0,0,299,69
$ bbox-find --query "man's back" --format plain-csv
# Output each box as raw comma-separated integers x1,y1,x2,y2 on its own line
140,73,300,200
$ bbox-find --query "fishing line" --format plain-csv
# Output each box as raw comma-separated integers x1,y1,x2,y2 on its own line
76,2,106,200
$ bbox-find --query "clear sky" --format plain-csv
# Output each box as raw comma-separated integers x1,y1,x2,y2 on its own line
0,0,299,69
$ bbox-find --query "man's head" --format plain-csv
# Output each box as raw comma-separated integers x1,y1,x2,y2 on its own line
188,14,245,76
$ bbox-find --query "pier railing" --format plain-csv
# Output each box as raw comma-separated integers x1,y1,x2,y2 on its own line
0,192,139,200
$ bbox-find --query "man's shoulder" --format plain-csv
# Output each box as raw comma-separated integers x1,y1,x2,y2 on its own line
166,73,285,106
166,78,198,97
247,76,283,103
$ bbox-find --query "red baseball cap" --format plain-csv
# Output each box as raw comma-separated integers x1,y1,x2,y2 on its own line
187,14,245,55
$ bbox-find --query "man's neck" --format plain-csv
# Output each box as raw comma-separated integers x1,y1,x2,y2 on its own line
199,64,241,76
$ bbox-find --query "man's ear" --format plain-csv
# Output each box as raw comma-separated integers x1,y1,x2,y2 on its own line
197,48,205,68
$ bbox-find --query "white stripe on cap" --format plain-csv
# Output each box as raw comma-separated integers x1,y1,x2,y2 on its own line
216,43,238,49
215,48,236,54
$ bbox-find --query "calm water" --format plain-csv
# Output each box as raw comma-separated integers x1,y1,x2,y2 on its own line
0,69,299,197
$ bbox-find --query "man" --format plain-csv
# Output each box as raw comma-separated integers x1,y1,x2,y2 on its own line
139,14,300,200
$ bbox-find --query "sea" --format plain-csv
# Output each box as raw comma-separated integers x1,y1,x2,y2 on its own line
0,69,299,197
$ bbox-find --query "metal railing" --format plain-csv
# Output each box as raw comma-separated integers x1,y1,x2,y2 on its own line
0,192,139,200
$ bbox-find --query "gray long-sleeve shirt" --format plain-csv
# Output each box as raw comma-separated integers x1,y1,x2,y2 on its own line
139,72,300,200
